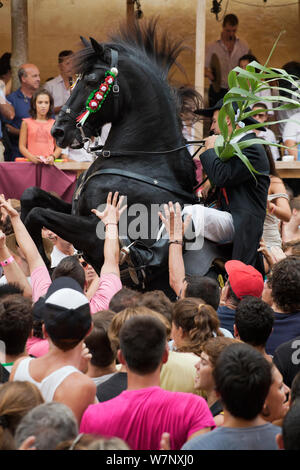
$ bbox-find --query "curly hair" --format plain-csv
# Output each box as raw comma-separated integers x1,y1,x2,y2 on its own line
172,297,224,356
271,256,300,312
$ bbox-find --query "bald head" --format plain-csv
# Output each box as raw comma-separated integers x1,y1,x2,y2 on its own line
18,63,40,94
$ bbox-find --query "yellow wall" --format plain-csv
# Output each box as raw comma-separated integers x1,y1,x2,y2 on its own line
0,0,299,87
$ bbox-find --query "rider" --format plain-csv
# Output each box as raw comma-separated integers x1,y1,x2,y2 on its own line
125,99,270,284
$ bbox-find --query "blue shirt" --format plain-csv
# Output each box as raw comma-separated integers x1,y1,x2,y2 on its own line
217,305,236,336
266,310,300,356
181,423,280,450
3,88,31,158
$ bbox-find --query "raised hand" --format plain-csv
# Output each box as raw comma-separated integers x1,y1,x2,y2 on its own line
158,201,191,242
0,194,19,220
91,191,127,227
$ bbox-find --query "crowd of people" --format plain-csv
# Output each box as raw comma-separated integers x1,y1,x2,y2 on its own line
0,12,299,453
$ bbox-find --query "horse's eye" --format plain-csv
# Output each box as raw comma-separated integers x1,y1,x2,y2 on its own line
84,73,98,85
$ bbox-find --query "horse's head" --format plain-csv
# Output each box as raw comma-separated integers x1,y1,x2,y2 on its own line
52,37,121,149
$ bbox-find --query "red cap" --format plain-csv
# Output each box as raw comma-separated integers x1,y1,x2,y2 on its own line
225,260,264,300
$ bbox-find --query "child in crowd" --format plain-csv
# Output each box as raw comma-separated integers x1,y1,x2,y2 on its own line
18,88,61,164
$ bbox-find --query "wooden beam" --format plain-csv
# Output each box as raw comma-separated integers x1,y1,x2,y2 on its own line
10,0,28,91
127,0,135,26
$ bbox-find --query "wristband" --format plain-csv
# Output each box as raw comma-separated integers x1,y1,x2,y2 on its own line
0,255,14,267
168,240,183,246
105,223,118,231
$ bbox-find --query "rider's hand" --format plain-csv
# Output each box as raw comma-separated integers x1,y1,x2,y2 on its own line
205,135,218,150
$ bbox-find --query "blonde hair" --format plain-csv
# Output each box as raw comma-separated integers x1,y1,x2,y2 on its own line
108,305,171,354
0,381,44,450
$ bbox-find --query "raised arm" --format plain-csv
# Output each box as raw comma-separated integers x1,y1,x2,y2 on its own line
159,202,191,297
0,229,32,298
0,195,46,274
91,191,127,277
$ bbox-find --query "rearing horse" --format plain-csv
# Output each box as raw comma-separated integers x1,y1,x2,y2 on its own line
21,19,199,292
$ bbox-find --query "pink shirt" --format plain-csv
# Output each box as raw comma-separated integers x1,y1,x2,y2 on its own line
23,118,56,156
80,386,215,450
27,266,122,357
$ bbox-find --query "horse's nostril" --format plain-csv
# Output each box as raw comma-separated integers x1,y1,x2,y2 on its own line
53,128,65,138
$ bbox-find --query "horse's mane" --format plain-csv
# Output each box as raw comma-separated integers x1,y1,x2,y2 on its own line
75,18,188,79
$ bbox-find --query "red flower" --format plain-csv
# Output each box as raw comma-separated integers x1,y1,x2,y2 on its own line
95,92,104,101
100,83,108,92
105,75,114,85
89,99,99,109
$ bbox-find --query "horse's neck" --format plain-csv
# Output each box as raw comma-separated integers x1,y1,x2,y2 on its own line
104,78,182,153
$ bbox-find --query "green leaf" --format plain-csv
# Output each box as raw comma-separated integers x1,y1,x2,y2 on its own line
217,107,228,141
227,70,238,89
231,142,259,181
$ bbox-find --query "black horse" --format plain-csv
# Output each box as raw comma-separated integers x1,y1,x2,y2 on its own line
21,20,216,294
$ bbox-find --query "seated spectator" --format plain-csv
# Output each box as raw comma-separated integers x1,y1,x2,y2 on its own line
252,103,280,161
266,256,300,356
171,298,225,356
234,296,274,361
276,400,300,450
84,310,118,386
18,88,62,165
281,196,300,243
10,276,96,424
261,364,290,426
80,315,215,450
282,110,300,161
182,342,280,450
217,260,264,335
15,402,78,451
0,381,44,450
109,287,142,313
238,55,274,116
194,336,237,425
0,294,33,381
3,63,41,160
0,75,14,162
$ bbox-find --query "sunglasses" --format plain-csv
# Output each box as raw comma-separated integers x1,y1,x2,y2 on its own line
80,260,88,268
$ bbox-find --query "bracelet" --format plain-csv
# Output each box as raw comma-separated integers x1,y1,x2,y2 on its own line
168,240,183,246
0,255,14,267
104,223,118,231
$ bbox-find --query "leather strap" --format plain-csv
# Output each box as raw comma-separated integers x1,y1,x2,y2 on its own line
74,168,197,203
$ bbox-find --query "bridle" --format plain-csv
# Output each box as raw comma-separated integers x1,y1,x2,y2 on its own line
59,47,205,202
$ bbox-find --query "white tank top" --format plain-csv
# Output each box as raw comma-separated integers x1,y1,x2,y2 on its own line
13,357,80,402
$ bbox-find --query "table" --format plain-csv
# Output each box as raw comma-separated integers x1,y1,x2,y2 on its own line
275,161,300,179
0,162,79,203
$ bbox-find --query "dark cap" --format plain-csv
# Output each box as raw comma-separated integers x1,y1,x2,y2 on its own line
195,99,266,131
42,276,91,342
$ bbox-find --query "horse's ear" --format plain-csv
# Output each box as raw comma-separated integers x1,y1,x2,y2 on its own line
80,36,90,48
89,37,105,59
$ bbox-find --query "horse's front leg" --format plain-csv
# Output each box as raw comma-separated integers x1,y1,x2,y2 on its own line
24,207,104,272
20,186,72,223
